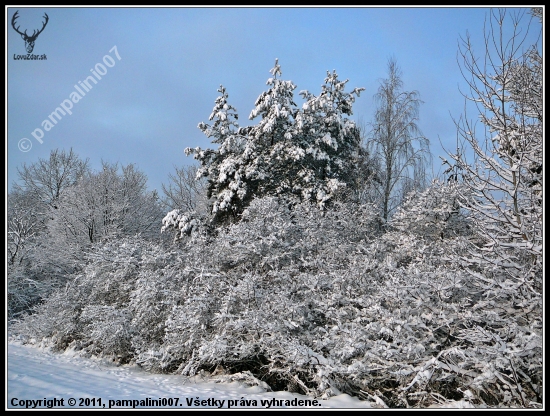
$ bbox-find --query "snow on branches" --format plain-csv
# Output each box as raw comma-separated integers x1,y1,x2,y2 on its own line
183,59,365,229
12,196,542,407
451,8,542,288
10,30,542,407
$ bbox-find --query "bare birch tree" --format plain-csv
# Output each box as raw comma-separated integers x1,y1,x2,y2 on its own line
367,58,431,222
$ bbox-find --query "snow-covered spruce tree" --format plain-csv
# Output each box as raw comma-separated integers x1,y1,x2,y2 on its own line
180,60,365,230
184,85,248,225
244,60,365,208
242,58,301,204
291,67,365,206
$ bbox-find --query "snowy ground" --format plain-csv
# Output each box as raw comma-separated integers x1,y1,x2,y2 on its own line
7,341,374,410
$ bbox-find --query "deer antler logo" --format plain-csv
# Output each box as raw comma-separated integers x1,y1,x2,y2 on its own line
11,10,49,54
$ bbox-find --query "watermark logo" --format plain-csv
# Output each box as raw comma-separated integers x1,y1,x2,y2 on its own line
17,46,122,152
11,10,49,58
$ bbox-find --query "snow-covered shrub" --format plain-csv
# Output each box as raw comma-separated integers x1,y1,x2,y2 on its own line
12,236,178,360
161,209,210,241
143,197,385,388
7,263,52,322
11,196,542,406
390,180,472,240
80,305,133,361
11,284,85,350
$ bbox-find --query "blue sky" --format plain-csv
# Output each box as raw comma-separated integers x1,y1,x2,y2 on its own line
6,6,543,194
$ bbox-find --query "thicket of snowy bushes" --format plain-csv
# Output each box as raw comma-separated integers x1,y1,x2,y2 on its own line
7,156,166,321
9,8,542,408
12,184,542,407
